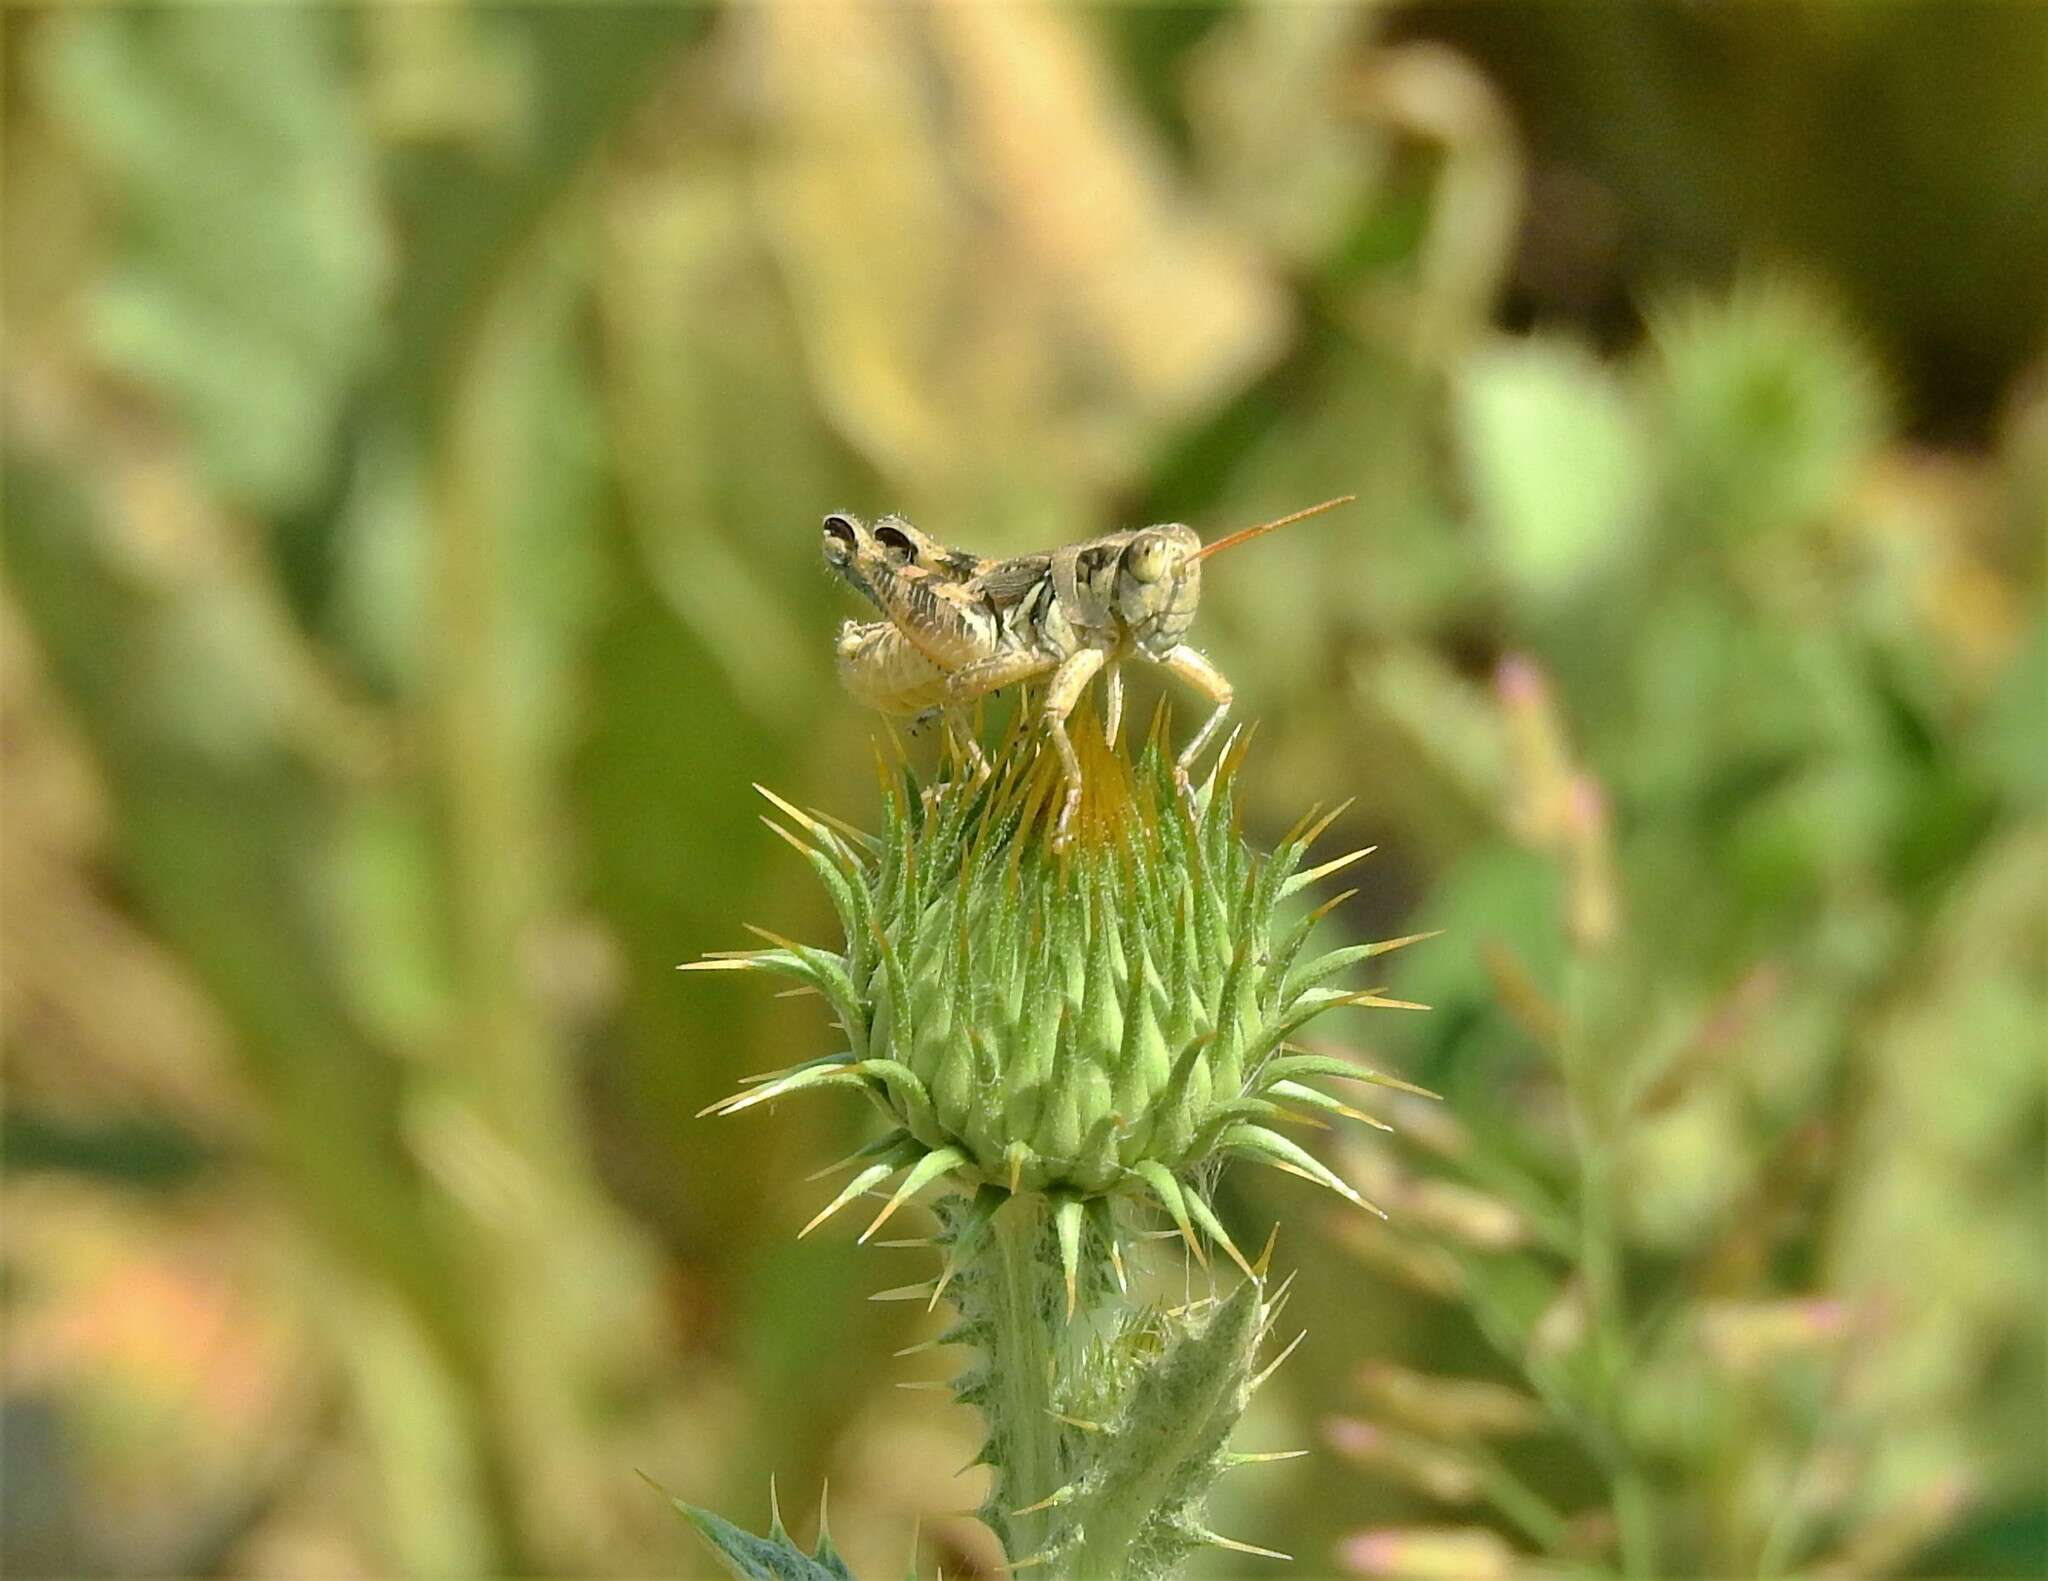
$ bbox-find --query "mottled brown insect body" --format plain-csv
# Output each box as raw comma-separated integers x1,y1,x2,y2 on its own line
820,497,1352,843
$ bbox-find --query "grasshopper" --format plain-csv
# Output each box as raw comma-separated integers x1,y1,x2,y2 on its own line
821,496,1355,842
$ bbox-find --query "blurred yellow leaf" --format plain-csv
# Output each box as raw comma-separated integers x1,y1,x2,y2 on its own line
748,1,1288,528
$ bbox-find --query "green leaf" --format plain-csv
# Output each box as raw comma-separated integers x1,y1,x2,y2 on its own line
1059,1279,1268,1579
1972,617,2048,807
381,6,713,416
661,1492,857,1581
49,8,383,512
1455,337,1648,603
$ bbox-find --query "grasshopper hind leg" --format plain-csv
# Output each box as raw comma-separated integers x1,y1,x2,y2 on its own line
936,645,1061,806
941,707,991,786
902,708,990,804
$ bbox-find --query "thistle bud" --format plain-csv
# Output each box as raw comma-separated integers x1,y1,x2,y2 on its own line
693,713,1433,1281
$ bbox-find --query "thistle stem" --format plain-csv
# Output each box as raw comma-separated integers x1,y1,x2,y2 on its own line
982,1194,1074,1563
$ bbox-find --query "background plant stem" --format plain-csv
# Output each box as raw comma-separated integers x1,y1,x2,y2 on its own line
1561,958,1658,1579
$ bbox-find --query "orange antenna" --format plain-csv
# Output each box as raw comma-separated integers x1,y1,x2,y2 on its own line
1191,494,1356,563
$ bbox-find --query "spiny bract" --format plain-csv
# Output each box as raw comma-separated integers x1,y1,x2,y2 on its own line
690,710,1434,1284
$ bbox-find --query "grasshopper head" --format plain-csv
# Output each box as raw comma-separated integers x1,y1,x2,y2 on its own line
1115,524,1202,654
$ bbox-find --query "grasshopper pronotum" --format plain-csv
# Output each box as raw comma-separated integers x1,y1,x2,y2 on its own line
822,496,1355,843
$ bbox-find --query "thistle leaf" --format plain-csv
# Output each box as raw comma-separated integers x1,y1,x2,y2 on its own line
1056,1279,1268,1579
657,1488,856,1581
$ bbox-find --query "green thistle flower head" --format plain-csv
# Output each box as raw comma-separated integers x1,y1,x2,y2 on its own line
693,711,1433,1280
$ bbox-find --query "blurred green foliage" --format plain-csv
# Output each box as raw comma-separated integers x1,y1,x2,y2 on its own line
1,5,2041,1579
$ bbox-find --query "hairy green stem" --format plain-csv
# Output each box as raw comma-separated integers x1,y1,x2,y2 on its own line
943,1190,1268,1580
982,1195,1073,1561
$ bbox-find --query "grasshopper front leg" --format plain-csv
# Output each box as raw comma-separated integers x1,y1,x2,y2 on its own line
1040,648,1107,847
1102,663,1125,749
1154,644,1234,802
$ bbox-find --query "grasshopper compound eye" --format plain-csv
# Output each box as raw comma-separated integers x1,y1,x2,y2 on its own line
821,513,860,566
1122,531,1173,584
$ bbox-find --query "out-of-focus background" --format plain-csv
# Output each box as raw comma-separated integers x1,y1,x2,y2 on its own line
3,5,2043,1578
